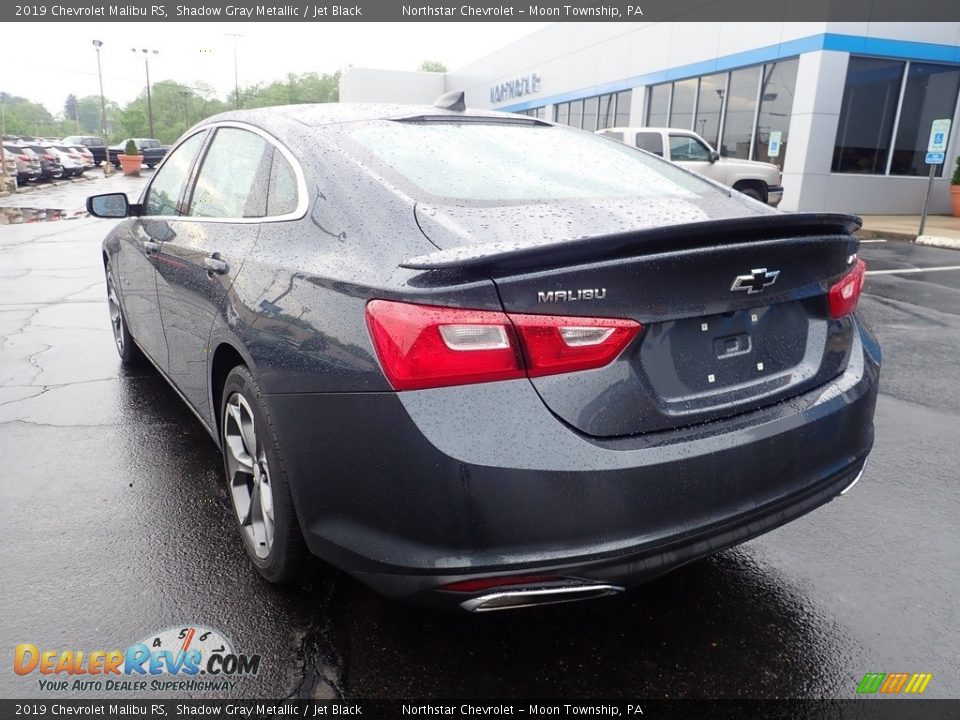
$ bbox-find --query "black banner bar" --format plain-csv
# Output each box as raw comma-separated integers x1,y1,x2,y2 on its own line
4,0,960,23
2,700,960,720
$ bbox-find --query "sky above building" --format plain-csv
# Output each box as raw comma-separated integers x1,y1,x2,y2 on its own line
5,22,550,115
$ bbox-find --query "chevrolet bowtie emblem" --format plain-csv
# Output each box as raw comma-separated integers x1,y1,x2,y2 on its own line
731,268,780,294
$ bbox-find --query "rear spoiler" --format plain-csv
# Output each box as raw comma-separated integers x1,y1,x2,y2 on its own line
401,213,862,274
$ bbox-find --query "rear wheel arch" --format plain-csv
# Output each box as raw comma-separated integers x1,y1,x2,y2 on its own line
211,343,247,439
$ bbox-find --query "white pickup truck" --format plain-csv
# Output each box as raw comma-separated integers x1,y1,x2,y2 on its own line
596,127,784,207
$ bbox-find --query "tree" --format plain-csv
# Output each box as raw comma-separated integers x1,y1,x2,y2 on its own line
64,95,80,128
418,61,448,73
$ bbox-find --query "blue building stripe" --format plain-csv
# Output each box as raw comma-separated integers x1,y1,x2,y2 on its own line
496,32,960,113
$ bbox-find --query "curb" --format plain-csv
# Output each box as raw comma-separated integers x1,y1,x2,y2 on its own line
916,235,960,251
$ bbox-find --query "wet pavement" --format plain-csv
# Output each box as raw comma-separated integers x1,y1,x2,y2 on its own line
1,181,958,700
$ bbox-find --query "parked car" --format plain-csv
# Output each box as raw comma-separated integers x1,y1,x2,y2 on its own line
51,145,87,177
87,102,879,611
597,127,784,206
72,145,96,169
62,135,108,165
107,138,168,168
24,143,64,180
4,144,42,183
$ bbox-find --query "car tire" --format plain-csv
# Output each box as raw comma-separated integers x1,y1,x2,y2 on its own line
220,365,308,583
737,185,765,202
146,164,155,169
105,263,144,366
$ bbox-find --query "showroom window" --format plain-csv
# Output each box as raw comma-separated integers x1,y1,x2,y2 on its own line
752,58,799,165
643,58,798,169
833,57,960,177
553,90,632,130
694,72,726,148
832,58,904,174
890,62,960,177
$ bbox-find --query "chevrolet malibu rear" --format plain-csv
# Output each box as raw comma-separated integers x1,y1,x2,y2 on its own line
93,104,880,612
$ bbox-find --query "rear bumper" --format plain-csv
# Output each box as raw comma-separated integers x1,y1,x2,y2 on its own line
767,185,784,207
266,322,879,607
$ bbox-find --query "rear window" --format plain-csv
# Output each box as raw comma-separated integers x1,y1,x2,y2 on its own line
343,120,714,203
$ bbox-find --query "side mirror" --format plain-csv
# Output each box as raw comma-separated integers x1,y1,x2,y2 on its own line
709,150,721,163
87,193,135,218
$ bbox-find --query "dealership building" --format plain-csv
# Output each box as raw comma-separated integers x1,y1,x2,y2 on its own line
340,22,960,214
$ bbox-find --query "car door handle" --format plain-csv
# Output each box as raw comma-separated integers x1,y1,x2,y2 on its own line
142,240,160,256
204,256,229,274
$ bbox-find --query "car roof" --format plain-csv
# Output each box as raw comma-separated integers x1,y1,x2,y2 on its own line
195,102,528,132
602,127,700,134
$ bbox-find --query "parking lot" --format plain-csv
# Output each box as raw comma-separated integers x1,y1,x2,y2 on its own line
1,176,958,700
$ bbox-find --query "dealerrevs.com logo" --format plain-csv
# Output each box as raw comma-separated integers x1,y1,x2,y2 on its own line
13,625,261,693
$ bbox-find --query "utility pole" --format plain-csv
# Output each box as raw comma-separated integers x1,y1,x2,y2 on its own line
133,48,159,137
93,40,108,146
225,33,244,109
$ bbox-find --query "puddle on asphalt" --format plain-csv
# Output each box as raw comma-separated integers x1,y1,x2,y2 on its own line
0,207,89,224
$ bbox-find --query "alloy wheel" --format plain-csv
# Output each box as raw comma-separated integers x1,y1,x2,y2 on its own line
106,276,124,354
223,393,275,558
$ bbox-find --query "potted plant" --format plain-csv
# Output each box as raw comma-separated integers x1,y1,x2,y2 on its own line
952,156,960,218
118,139,143,177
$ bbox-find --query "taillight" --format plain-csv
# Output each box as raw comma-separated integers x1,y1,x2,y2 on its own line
43,154,54,161
19,155,30,162
828,258,866,319
365,299,642,391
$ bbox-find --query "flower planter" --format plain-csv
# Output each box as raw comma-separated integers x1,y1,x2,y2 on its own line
951,185,960,218
118,154,143,177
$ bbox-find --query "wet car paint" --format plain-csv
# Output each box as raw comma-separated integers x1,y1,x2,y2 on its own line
1,181,958,699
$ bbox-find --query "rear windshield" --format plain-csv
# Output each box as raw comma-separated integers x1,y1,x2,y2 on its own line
343,120,717,203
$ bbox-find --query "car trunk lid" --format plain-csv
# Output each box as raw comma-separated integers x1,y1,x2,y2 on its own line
407,202,861,437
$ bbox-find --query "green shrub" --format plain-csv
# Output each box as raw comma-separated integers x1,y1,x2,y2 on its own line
124,139,139,156
952,156,960,186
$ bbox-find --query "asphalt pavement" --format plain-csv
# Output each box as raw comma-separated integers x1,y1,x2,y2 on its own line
1,178,958,700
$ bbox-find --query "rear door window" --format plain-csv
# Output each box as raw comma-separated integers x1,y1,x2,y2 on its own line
187,128,272,219
266,151,299,216
635,132,664,156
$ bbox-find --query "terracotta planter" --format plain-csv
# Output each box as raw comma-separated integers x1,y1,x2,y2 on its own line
952,185,960,218
118,154,143,176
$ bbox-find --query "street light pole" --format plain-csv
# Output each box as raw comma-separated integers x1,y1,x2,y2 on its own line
92,40,108,147
133,48,159,138
225,33,244,109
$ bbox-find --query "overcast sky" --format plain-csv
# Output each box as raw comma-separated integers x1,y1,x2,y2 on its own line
7,22,550,115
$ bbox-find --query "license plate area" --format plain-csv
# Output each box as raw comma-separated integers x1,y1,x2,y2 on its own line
639,302,810,398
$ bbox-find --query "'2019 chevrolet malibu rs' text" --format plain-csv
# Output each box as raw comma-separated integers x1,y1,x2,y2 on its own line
87,98,880,611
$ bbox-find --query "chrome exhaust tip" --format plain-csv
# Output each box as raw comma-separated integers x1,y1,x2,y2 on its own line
460,583,624,612
840,460,868,496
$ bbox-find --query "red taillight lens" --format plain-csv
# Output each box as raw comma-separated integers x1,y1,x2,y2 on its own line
19,155,30,162
510,313,641,378
828,258,866,319
43,154,54,161
365,300,524,390
365,300,642,391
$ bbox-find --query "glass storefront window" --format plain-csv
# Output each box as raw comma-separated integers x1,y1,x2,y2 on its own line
720,65,761,160
890,62,960,177
752,58,799,169
569,99,584,130
615,91,632,127
669,78,697,131
555,103,569,126
832,58,904,174
598,94,615,129
694,73,726,148
582,96,599,132
646,84,670,127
